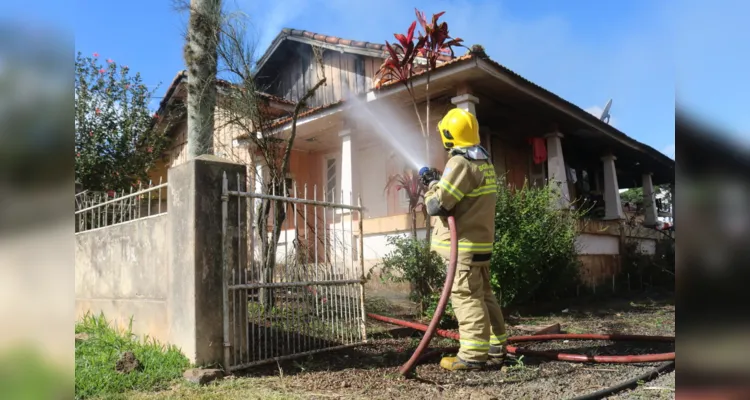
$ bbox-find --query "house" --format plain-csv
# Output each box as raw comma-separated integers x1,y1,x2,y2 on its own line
150,28,675,289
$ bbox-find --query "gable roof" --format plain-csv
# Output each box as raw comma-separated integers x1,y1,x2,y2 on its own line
254,29,384,79
254,28,454,79
253,50,673,173
153,70,296,133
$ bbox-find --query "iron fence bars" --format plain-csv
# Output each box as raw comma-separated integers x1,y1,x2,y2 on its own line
222,171,367,372
74,178,167,233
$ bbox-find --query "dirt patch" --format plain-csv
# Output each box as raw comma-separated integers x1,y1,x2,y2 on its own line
115,351,142,374
128,292,675,399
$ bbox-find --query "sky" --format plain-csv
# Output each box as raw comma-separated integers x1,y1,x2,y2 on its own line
8,0,750,160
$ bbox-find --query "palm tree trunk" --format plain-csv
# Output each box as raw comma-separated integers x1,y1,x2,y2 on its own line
185,0,221,158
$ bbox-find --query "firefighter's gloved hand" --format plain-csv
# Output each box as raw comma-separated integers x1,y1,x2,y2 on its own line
419,167,440,188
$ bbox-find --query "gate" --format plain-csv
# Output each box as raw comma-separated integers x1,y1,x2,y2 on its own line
221,171,367,372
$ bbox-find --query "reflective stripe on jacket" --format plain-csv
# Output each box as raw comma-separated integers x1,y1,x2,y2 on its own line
424,155,497,263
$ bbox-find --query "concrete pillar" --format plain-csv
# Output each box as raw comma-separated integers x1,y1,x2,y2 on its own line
339,128,355,206
545,131,570,208
642,173,658,226
168,154,247,366
451,93,479,115
601,154,625,220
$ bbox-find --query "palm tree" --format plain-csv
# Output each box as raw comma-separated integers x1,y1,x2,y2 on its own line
184,0,222,158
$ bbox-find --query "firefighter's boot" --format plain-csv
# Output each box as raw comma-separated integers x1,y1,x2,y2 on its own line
439,356,485,371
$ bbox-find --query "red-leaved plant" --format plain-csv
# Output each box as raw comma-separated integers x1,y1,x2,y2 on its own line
385,169,426,238
375,9,464,163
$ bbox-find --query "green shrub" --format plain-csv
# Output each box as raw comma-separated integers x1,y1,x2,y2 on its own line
375,235,446,313
423,292,457,328
490,178,584,306
75,312,190,399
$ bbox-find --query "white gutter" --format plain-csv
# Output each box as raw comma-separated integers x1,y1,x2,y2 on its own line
273,103,347,133
365,58,478,102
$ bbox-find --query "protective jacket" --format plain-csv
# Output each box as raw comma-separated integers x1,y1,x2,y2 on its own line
424,148,497,266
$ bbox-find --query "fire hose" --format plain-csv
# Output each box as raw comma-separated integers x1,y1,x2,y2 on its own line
366,215,675,396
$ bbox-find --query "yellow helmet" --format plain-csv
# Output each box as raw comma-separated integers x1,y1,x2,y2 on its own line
437,108,480,150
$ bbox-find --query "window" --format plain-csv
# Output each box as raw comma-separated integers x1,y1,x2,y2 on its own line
325,157,337,202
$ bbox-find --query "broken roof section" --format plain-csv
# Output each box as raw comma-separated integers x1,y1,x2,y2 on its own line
254,28,454,81
153,70,296,130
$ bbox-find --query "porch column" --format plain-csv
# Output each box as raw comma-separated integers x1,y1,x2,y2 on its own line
601,154,625,220
339,128,356,206
545,131,570,208
642,172,658,226
451,93,479,116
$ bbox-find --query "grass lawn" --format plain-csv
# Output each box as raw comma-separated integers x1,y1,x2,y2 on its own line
75,313,190,400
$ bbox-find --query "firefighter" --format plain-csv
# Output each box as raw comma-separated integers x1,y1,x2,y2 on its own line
419,107,508,371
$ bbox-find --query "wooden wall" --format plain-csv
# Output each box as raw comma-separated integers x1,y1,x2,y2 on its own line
263,42,384,108
490,136,532,189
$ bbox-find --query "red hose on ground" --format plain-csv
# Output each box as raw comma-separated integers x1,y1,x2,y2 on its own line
367,312,675,364
397,216,458,376
384,209,674,375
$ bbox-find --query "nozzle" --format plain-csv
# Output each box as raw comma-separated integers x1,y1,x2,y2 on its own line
419,167,429,176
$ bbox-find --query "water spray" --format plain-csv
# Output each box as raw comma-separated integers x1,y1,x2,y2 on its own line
344,90,426,170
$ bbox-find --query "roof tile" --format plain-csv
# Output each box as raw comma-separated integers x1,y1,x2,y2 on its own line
375,53,475,89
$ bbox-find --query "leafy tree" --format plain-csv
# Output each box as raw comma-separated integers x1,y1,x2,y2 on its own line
74,52,173,192
620,184,673,215
620,187,644,204
202,8,328,310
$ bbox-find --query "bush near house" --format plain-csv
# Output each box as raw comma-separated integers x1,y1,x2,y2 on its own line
375,235,447,313
75,312,190,399
490,178,584,306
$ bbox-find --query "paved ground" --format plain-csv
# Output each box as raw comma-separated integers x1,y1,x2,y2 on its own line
123,291,675,400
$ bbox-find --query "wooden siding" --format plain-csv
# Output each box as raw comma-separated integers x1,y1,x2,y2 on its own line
579,254,621,287
263,42,383,108
492,138,531,189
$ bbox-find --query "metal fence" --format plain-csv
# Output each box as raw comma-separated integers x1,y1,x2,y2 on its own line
74,178,168,233
221,172,367,372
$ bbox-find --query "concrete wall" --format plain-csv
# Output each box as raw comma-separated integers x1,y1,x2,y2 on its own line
75,156,248,368
75,215,170,342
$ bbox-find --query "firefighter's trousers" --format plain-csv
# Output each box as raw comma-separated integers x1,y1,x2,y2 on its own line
450,260,508,363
